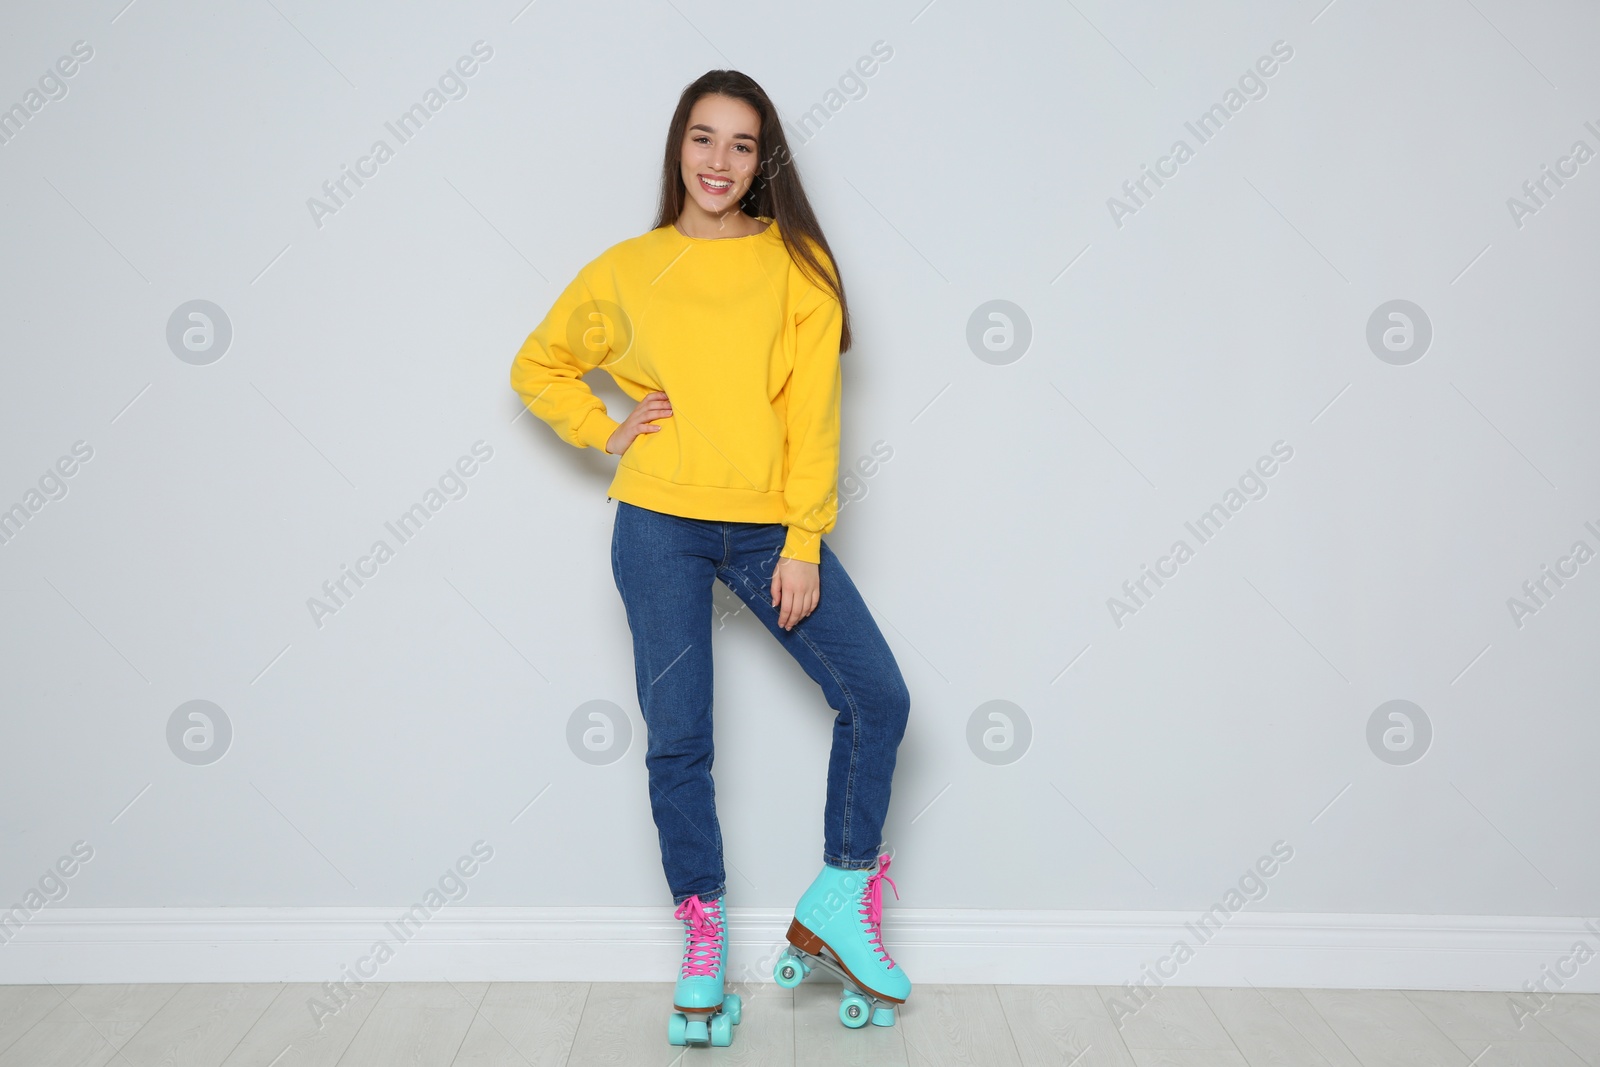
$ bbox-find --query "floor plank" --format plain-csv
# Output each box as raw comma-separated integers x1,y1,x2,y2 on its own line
566,982,701,1067
218,982,386,1067
334,982,486,1067
1300,989,1471,1067
793,977,907,1067
1526,995,1600,1066
112,983,281,1067
521,979,797,1066
1240,989,1364,1067
1404,990,1569,1045
1199,986,1345,1067
1449,1036,1590,1066
1127,1051,1250,1067
994,984,1136,1067
450,982,588,1067
0,984,79,1056
2,980,1591,1067
0,984,181,1067
1097,986,1236,1051
896,984,1023,1067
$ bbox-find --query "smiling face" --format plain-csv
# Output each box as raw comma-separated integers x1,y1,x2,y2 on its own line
678,93,762,223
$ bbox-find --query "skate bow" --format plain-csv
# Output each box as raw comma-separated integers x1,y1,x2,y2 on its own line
862,852,900,968
674,895,724,977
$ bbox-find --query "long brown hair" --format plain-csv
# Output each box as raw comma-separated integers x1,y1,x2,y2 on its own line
652,70,853,353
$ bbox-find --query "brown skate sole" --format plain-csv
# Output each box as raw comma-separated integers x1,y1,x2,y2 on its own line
785,918,907,1005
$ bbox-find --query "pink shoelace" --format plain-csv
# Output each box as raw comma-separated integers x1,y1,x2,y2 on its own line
860,852,900,969
674,895,724,977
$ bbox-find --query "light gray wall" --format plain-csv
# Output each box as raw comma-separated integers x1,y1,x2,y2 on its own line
2,0,1596,921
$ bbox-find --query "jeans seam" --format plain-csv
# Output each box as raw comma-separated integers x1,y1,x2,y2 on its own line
729,567,860,711
726,563,864,862
611,510,627,615
618,503,727,902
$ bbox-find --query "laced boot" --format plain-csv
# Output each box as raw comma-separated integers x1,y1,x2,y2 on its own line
667,894,741,1046
774,852,911,1028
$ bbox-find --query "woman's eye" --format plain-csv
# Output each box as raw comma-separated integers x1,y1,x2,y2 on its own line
689,136,753,151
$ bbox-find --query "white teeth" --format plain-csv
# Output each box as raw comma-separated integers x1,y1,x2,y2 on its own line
701,177,732,188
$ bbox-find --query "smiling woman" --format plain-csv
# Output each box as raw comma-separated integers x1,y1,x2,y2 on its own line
675,94,774,237
509,68,913,1049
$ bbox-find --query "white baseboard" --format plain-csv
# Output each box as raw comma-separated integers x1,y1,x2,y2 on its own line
2,907,1596,993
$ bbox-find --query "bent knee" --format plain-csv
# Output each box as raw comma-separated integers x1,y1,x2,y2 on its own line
866,673,911,733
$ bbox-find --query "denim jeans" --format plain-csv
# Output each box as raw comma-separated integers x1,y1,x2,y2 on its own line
609,500,911,905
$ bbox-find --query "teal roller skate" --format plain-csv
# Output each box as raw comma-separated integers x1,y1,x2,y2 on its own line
773,851,910,1028
667,893,741,1047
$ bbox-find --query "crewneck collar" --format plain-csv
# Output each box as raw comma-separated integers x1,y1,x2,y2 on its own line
672,216,777,243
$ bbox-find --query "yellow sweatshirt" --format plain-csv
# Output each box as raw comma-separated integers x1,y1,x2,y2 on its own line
510,217,843,564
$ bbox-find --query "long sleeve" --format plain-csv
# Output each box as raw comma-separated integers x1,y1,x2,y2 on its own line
510,268,623,453
779,284,843,564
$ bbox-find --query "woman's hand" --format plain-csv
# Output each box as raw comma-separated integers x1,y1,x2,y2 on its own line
605,391,672,455
771,557,819,630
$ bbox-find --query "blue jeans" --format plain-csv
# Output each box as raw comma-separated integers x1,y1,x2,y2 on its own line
610,500,911,905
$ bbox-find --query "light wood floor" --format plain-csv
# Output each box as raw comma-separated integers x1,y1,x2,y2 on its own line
1,980,1596,1066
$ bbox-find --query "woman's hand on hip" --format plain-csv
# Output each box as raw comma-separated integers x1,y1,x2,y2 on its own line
771,557,819,630
605,391,672,455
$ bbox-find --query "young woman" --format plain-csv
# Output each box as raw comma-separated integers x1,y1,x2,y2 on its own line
510,70,912,1046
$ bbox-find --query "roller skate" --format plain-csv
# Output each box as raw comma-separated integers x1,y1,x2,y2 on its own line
773,851,910,1029
667,893,741,1046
